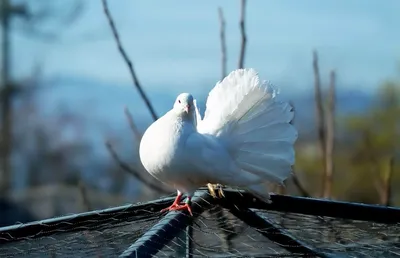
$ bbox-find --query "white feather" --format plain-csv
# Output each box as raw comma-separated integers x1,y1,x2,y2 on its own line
196,68,297,199
193,99,202,128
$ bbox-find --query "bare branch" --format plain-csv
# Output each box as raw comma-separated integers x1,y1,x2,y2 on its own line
218,7,227,80
237,0,247,69
312,50,327,197
0,0,13,197
323,70,336,198
101,0,158,121
381,156,394,206
374,177,384,199
124,105,142,142
105,141,171,194
288,101,311,198
276,184,286,195
15,1,85,42
78,178,92,212
292,172,310,198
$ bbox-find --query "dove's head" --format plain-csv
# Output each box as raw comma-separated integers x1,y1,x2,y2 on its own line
173,93,195,118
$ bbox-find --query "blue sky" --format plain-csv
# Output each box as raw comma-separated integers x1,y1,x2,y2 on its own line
8,0,400,192
11,0,400,96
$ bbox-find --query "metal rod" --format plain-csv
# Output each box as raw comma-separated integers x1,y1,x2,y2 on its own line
219,189,400,224
226,205,332,257
119,190,213,258
1,186,399,249
174,223,193,258
185,221,193,258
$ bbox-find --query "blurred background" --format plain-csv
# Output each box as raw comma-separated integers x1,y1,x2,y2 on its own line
0,0,399,227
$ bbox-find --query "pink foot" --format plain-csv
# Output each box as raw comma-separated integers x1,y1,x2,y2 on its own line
166,203,193,216
161,195,193,216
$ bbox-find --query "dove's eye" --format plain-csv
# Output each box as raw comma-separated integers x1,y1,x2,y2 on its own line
178,100,181,104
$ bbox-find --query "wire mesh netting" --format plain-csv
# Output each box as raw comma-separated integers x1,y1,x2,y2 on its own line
0,190,399,258
160,207,400,257
0,205,163,257
264,210,400,257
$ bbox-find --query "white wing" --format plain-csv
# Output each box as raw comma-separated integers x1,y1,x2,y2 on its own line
197,68,275,137
183,132,266,186
189,68,297,200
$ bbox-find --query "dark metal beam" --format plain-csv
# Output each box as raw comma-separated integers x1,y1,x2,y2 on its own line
1,185,399,251
174,222,194,258
0,194,176,243
226,205,332,257
119,190,214,258
219,189,400,224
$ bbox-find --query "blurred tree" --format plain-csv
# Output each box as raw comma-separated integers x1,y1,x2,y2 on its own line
0,0,84,197
294,78,399,205
9,72,98,219
0,197,36,226
344,81,399,205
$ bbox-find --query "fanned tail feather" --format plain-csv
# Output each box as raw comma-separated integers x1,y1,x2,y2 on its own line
193,99,202,129
199,68,298,200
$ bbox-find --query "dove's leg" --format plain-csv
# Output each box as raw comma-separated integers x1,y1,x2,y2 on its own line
167,196,193,216
160,190,193,216
161,190,183,213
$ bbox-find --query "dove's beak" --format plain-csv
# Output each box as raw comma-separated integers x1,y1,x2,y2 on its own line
184,104,190,113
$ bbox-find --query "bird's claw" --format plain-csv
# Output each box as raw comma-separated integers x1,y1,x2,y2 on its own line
217,184,225,198
207,183,217,198
161,203,193,216
207,183,225,199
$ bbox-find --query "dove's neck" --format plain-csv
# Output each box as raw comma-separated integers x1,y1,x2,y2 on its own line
139,110,197,181
174,110,197,130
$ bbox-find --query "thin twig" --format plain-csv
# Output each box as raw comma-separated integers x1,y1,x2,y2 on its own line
218,7,227,80
288,101,311,198
312,50,327,197
237,0,247,69
292,172,310,198
101,0,158,121
78,180,103,257
276,184,286,195
78,178,92,211
105,141,171,194
323,70,336,198
0,0,12,198
381,156,394,206
124,105,142,142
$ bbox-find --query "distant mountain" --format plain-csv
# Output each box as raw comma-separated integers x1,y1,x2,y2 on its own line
34,75,374,152
9,75,374,193
289,89,373,136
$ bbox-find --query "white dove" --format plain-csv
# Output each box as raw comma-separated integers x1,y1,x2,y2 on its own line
139,68,298,216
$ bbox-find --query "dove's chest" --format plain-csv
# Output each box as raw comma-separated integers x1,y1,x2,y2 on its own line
139,116,194,180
